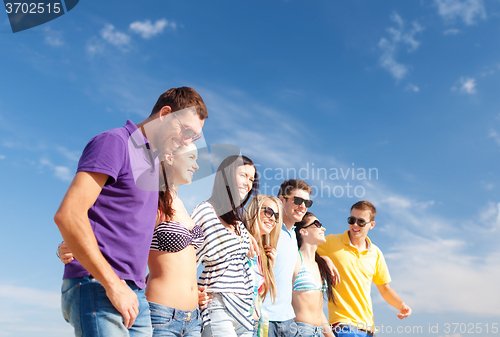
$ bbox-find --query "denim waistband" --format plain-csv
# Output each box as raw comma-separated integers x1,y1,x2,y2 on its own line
149,302,199,321
295,321,324,335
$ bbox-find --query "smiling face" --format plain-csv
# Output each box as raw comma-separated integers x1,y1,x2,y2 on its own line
235,164,256,201
167,143,199,186
280,188,310,226
154,107,204,156
348,208,375,241
301,216,326,244
258,199,280,236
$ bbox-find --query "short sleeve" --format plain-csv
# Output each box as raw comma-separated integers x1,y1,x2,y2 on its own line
77,132,126,184
372,249,392,285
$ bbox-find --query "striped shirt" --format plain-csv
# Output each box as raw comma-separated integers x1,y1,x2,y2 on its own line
193,201,254,331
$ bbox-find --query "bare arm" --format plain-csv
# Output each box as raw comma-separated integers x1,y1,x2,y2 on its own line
54,171,139,329
320,255,340,285
376,283,412,319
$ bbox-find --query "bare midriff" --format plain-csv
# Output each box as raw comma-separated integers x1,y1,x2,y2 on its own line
146,246,198,310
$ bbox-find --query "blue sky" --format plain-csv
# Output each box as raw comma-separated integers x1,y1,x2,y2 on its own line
1,0,500,336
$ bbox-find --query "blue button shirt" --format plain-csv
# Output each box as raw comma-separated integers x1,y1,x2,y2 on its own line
262,223,298,321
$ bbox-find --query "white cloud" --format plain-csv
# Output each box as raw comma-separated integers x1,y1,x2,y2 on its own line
39,158,73,182
490,129,500,147
0,284,60,309
459,76,477,94
100,24,131,49
0,155,5,160
54,166,73,182
478,202,500,230
378,12,424,80
86,36,106,57
45,35,64,47
443,28,461,35
129,18,175,39
435,0,486,25
405,83,420,92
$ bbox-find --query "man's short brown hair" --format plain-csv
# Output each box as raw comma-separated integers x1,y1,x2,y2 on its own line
351,200,377,221
277,179,312,197
150,87,208,119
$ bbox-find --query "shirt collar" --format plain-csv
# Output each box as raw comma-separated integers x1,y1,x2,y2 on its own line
342,230,372,251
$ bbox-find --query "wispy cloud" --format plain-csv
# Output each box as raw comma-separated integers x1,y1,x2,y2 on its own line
490,129,500,147
0,155,5,160
378,12,424,80
100,24,131,50
443,28,461,35
405,83,420,92
129,18,176,39
435,0,486,25
452,76,477,94
44,28,64,47
0,284,60,309
39,158,73,182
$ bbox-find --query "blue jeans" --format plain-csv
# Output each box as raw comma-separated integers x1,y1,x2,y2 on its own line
268,318,295,337
201,294,253,337
294,322,324,337
61,277,152,337
150,301,201,337
332,325,374,337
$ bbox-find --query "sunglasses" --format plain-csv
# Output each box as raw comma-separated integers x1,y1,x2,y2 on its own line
283,195,313,208
347,216,371,227
304,219,323,229
261,207,280,223
173,110,201,142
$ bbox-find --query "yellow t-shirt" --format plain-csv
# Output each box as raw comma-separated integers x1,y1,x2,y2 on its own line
317,230,391,331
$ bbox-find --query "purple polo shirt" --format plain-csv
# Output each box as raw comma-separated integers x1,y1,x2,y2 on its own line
63,120,159,289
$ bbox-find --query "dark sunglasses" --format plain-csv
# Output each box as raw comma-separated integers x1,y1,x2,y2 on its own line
261,207,280,223
347,216,371,227
173,110,201,141
304,219,323,229
283,195,313,208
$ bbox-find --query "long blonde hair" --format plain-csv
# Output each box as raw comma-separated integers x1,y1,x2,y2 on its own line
243,194,282,303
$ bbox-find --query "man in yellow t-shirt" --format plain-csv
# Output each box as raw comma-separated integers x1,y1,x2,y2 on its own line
317,201,411,337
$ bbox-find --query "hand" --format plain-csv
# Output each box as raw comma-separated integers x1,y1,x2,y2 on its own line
57,241,75,264
198,286,213,310
396,302,412,319
105,280,139,329
263,245,277,265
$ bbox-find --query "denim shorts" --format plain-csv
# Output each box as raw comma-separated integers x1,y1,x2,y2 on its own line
293,322,325,337
149,301,201,337
201,294,253,337
61,276,152,337
267,319,295,337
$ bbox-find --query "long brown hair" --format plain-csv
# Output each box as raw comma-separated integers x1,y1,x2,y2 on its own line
207,155,259,225
295,212,335,302
243,195,282,302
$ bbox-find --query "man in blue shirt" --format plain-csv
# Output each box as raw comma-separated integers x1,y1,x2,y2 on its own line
263,179,313,337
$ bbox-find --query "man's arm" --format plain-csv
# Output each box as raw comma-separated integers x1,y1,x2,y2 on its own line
320,255,341,285
54,171,139,329
376,283,412,319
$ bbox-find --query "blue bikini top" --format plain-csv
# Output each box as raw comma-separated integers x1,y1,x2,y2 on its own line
292,250,327,293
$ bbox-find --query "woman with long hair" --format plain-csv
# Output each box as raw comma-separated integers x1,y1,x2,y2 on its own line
293,212,335,337
243,194,282,337
193,155,259,337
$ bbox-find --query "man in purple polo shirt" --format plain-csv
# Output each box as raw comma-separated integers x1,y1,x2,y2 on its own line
54,87,208,337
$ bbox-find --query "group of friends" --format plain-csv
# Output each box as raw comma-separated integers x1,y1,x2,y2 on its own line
54,86,412,337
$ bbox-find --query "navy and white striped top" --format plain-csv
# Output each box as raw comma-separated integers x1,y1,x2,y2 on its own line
193,201,254,331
